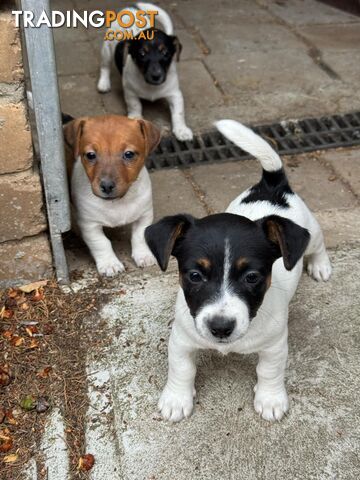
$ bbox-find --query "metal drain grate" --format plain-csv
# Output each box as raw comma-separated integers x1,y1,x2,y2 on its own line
147,111,360,170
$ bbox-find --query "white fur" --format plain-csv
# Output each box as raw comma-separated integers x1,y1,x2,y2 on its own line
159,120,332,423
97,3,193,141
71,160,155,276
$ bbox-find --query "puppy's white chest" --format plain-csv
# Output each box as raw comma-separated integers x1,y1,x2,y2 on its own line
71,161,152,228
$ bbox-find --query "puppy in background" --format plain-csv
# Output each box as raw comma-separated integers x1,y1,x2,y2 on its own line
146,120,331,422
97,2,193,142
63,114,160,276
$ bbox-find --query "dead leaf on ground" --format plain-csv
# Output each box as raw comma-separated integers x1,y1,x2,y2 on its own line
25,326,38,337
2,331,13,340
0,365,13,387
10,336,24,347
5,410,18,426
0,306,14,319
3,453,18,463
78,453,95,471
0,438,13,453
18,280,47,293
31,288,45,302
0,408,5,423
28,339,39,349
36,366,52,378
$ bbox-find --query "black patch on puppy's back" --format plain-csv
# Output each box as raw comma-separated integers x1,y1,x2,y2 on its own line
241,168,293,208
114,41,126,76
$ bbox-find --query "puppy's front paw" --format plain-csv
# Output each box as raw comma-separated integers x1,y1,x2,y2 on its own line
132,249,156,268
96,257,125,277
254,386,289,422
173,125,193,142
127,112,143,120
307,253,332,282
97,77,111,93
158,385,194,422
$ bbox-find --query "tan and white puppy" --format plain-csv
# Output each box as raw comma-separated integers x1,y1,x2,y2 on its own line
63,114,160,276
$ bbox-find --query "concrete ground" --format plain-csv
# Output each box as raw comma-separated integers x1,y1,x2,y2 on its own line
30,1,360,479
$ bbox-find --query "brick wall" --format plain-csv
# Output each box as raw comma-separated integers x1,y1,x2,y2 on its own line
0,5,52,286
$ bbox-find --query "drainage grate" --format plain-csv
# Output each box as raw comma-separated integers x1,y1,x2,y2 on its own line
147,111,360,170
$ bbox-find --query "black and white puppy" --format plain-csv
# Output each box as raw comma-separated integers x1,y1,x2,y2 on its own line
97,2,193,142
145,120,332,422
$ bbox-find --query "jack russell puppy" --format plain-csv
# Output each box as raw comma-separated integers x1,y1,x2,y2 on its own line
97,2,193,142
145,120,332,422
63,114,160,276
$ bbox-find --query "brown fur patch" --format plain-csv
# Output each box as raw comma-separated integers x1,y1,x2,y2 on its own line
236,257,248,270
197,258,211,270
266,274,272,290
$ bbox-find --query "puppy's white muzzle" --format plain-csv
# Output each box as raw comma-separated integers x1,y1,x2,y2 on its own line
195,292,250,344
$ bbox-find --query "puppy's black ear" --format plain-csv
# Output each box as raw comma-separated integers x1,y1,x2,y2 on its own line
145,214,194,271
258,215,310,270
172,36,182,61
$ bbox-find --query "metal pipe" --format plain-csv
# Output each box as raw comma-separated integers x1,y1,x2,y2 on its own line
21,0,71,284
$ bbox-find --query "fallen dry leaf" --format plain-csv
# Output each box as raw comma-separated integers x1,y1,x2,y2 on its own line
2,331,13,340
78,453,95,471
0,365,13,387
28,339,39,349
0,408,5,423
31,288,45,302
5,410,18,426
18,280,47,293
8,288,21,299
43,323,54,335
0,438,13,453
10,336,24,347
36,366,52,378
20,302,30,311
25,326,38,337
3,453,18,463
0,306,14,319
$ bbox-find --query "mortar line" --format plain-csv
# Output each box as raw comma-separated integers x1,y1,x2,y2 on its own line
257,1,342,81
316,151,360,202
181,168,215,215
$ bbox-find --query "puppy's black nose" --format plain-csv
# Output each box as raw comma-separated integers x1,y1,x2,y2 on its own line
100,179,115,195
208,317,235,339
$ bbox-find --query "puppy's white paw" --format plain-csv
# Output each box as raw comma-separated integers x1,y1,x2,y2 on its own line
132,249,156,268
173,125,193,142
254,386,289,422
307,252,332,282
97,76,111,93
96,257,125,277
127,112,143,120
158,385,194,422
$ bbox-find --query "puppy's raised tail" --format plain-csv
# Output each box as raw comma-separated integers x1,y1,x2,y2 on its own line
137,2,174,35
215,119,282,172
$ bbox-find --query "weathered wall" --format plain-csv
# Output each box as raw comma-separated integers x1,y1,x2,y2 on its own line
0,5,52,286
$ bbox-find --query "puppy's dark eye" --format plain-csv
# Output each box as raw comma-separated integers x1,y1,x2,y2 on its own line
245,272,260,284
160,48,168,56
123,151,135,160
188,270,204,284
139,49,146,57
85,151,97,162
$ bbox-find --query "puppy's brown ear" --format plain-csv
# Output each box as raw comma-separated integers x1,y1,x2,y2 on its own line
172,36,182,62
145,214,194,271
138,119,161,155
258,215,310,271
63,118,86,158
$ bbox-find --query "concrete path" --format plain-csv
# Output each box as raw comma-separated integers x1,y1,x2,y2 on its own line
81,245,360,480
